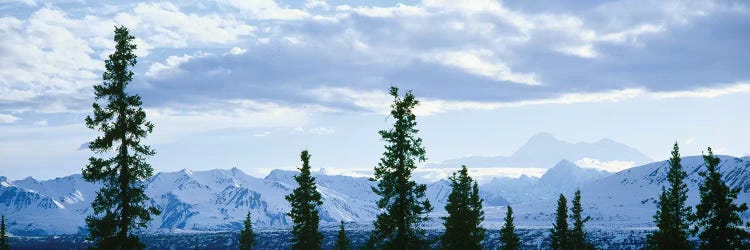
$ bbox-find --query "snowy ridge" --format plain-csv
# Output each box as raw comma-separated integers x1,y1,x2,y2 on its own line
2,156,750,236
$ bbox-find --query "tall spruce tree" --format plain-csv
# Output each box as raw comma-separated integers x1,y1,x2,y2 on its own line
368,86,433,249
334,221,351,250
1,214,8,250
440,165,485,250
285,150,323,250
692,147,750,249
240,211,255,250
500,206,521,250
569,189,594,250
82,25,159,250
646,142,692,250
550,194,569,250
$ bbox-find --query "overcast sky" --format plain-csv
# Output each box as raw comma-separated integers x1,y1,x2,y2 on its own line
1,0,749,180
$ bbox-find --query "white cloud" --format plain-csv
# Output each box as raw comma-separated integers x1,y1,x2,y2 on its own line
650,82,750,99
575,158,636,172
130,2,256,47
145,54,195,79
336,4,428,17
413,167,547,184
33,120,47,126
307,127,335,135
253,131,271,137
228,46,247,55
145,99,326,143
0,114,20,123
219,0,311,20
421,50,541,85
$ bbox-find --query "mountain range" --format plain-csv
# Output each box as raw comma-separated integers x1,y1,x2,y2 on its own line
3,155,749,236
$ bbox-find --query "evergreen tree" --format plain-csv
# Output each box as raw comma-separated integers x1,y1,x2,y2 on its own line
500,206,521,250
368,86,433,249
646,142,692,250
569,189,594,250
440,166,485,250
550,194,569,250
334,221,351,250
692,147,750,249
285,150,323,250
1,214,9,250
82,25,159,250
240,211,256,250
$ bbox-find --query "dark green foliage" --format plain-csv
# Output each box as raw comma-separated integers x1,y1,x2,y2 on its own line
285,150,323,250
569,189,594,250
692,147,750,249
334,221,351,250
550,194,569,250
500,206,521,250
646,143,692,250
368,86,433,250
440,166,485,250
1,214,9,250
240,212,255,250
82,25,159,250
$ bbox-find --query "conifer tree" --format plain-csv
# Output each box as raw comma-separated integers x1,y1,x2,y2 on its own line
1,214,9,250
334,221,351,250
500,206,521,250
285,150,323,250
240,211,256,250
550,194,569,250
368,86,433,249
646,142,692,250
82,25,159,250
569,189,594,250
692,147,750,249
440,166,485,250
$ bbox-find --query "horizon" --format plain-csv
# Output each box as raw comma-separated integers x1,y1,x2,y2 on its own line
2,0,749,181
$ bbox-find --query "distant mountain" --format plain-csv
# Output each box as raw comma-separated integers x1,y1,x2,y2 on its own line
481,160,611,204
507,155,750,227
427,133,652,168
0,168,509,236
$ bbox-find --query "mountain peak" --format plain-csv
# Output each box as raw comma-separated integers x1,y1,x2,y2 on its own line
527,132,558,143
552,159,577,168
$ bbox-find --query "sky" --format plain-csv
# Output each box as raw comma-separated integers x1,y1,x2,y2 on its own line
0,0,749,180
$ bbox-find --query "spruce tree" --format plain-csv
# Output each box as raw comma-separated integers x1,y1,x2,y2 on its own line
692,147,750,249
368,86,433,249
500,206,521,250
1,214,8,250
240,211,255,250
646,142,692,250
82,25,159,250
569,189,593,250
334,221,351,250
440,165,485,250
550,194,569,250
285,150,323,250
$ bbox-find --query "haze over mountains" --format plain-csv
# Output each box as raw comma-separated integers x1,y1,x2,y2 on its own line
427,133,652,170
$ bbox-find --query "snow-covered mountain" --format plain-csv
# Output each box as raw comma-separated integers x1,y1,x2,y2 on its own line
481,160,611,204
428,133,652,169
0,168,381,236
0,167,509,236
3,155,749,236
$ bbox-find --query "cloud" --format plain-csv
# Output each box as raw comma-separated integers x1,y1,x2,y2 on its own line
0,114,20,123
575,158,636,172
253,131,271,137
2,0,749,118
218,0,311,20
421,49,540,85
650,82,750,99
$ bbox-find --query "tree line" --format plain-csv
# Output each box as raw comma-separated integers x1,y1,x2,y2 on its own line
1,25,748,250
